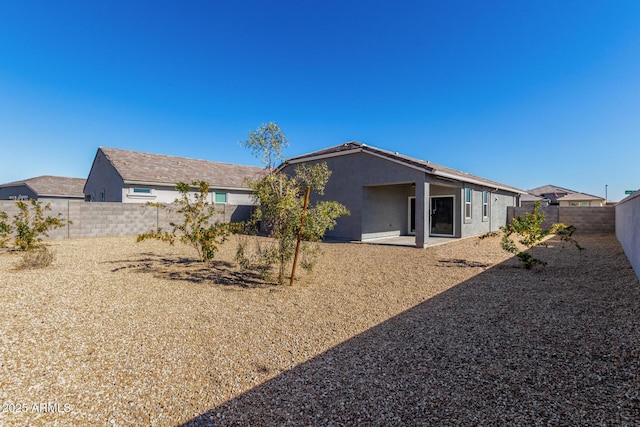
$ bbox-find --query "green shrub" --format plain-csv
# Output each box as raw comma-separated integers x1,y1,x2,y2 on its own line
501,202,583,269
137,181,235,262
0,210,10,248
0,200,69,251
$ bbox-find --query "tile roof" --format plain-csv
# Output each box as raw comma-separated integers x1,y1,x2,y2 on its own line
283,142,525,194
99,147,264,189
520,192,545,202
528,184,603,201
0,176,86,198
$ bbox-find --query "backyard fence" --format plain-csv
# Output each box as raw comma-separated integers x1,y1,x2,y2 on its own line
0,200,253,240
615,191,640,280
507,206,615,234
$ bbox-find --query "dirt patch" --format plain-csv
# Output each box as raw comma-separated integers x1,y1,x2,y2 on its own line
0,234,638,426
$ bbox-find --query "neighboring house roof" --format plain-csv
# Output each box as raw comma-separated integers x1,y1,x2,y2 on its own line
96,147,264,189
282,141,526,194
0,175,86,198
520,192,546,202
528,184,603,202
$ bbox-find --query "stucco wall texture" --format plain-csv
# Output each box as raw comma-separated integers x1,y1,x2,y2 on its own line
615,192,640,281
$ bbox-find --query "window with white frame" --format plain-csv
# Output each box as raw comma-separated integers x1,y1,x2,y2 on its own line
482,191,489,220
126,187,154,199
132,188,152,194
465,188,472,220
214,192,227,204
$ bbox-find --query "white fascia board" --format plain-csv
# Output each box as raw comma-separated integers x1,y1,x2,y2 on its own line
123,180,251,192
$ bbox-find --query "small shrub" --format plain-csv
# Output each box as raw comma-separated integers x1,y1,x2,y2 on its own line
1,200,69,251
137,181,235,262
17,247,55,269
501,202,583,269
0,210,11,248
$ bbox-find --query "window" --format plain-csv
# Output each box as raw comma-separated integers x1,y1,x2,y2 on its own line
214,192,227,204
482,191,489,220
126,187,154,199
465,188,472,220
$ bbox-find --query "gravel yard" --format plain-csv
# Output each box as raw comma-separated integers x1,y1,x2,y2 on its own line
0,233,638,426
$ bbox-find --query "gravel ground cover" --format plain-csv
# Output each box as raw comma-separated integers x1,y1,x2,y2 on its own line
0,233,638,426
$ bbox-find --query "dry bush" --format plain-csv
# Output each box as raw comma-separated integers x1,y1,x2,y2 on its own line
16,248,55,269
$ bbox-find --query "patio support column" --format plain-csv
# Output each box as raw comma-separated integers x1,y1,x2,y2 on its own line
415,181,429,248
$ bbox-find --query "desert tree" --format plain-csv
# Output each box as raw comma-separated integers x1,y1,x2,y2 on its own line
237,122,349,285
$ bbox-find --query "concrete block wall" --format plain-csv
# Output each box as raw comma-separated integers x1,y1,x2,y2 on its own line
560,207,615,234
615,191,640,280
507,206,559,231
0,200,72,240
507,206,615,234
0,200,252,241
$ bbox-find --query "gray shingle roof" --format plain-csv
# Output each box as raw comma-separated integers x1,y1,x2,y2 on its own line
99,147,264,189
0,176,86,198
283,142,525,194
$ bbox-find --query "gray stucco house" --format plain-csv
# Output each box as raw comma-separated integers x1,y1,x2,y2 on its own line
280,142,525,248
0,176,86,201
84,147,264,205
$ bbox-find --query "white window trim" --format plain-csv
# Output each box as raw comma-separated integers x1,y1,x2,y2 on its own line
482,191,489,222
126,187,156,199
213,192,228,204
464,188,472,222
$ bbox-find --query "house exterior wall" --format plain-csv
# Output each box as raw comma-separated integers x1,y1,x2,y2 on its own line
490,191,516,233
282,152,426,242
282,152,520,246
0,185,37,200
119,184,255,205
460,187,516,237
362,184,413,240
84,150,124,202
616,191,640,280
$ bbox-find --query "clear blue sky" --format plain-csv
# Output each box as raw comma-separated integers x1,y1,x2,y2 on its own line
1,1,638,201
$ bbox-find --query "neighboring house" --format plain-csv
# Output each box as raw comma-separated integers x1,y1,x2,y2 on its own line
527,185,605,207
84,147,264,205
279,142,525,248
0,176,86,201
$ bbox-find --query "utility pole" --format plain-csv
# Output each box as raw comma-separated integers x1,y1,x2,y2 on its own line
605,184,608,204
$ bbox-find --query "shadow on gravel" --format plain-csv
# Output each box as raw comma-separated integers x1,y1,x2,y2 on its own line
178,235,640,426
107,253,271,289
